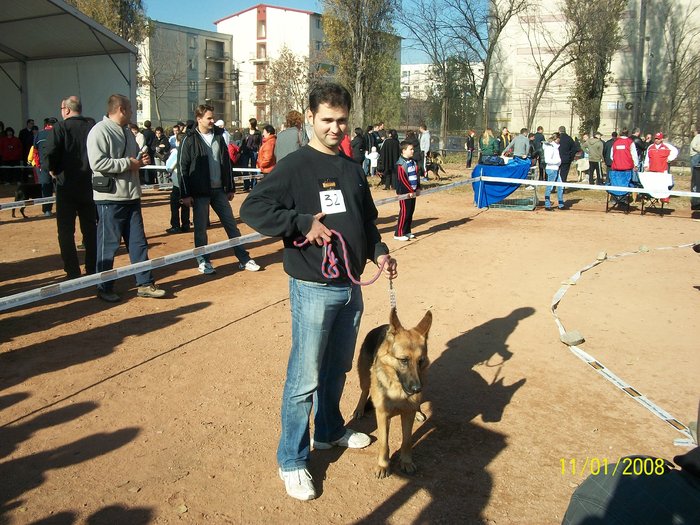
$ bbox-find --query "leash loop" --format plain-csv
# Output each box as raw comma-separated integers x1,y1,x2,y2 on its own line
293,229,387,286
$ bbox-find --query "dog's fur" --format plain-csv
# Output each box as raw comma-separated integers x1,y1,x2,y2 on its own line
353,308,432,478
12,182,43,218
425,152,446,181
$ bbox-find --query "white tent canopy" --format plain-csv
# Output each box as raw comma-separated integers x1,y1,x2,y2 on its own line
0,0,138,128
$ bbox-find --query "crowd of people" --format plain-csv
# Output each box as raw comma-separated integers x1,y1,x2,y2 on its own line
473,124,684,209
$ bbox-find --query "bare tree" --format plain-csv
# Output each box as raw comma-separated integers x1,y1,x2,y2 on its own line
138,29,184,126
445,0,530,130
267,46,313,119
322,0,399,126
519,9,582,130
656,2,700,140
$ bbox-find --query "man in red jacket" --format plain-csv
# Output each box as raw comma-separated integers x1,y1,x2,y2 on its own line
644,133,678,173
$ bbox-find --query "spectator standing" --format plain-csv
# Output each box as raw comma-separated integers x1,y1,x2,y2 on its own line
215,119,230,146
0,127,23,183
165,132,190,234
275,110,308,162
129,123,145,149
168,122,182,149
584,131,605,185
377,129,400,190
35,117,58,216
498,127,512,154
503,128,531,158
419,123,431,173
609,128,638,190
241,118,262,191
178,104,260,276
140,120,156,183
350,127,366,164
394,140,421,241
365,146,379,177
46,96,97,280
557,126,578,183
231,127,243,147
86,94,165,301
257,124,277,174
603,131,618,174
465,129,476,168
632,127,647,172
690,126,700,210
153,126,171,180
533,125,546,179
542,132,565,210
18,119,36,165
240,82,397,502
479,128,498,159
644,132,678,173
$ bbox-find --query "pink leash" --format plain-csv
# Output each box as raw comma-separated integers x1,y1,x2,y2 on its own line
293,229,387,286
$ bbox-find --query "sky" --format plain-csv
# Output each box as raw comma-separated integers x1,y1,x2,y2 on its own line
144,1,323,32
142,0,426,63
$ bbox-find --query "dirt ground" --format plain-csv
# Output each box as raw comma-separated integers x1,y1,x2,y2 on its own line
1,169,699,525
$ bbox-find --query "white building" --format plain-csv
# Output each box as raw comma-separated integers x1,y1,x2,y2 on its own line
215,4,324,125
137,21,233,128
400,64,434,101
487,0,700,139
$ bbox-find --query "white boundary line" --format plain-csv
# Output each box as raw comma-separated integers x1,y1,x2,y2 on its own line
550,244,697,446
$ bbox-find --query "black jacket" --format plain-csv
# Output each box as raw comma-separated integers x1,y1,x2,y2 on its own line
240,146,388,283
558,133,578,163
178,127,233,198
350,134,366,164
46,115,96,192
378,138,400,173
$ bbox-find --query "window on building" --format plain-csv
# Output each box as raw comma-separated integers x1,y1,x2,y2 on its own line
189,36,196,49
189,58,195,71
189,81,197,92
315,40,322,51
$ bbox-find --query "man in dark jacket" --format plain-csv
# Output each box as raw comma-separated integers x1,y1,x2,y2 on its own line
179,104,260,275
377,129,400,190
603,131,618,176
533,125,546,180
46,96,96,279
557,126,579,182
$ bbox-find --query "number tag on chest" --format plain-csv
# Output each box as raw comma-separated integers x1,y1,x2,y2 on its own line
318,178,346,214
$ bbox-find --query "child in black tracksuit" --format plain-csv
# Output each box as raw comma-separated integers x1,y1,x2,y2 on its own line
394,140,420,241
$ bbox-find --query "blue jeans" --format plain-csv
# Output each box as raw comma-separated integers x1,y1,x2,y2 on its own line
192,188,250,265
545,168,564,207
277,278,364,471
96,201,153,292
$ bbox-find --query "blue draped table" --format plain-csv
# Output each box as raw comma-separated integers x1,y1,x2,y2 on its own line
472,157,532,208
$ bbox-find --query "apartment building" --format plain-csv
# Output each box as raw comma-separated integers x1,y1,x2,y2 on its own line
137,21,233,127
487,0,699,137
215,4,325,125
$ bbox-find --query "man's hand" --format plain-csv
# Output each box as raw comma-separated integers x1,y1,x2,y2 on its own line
226,192,234,201
377,254,397,280
306,212,333,246
128,157,142,171
180,196,194,208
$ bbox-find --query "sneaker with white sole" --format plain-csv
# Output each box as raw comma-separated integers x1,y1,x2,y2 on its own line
313,428,371,450
279,468,316,501
408,233,416,239
198,260,216,274
137,283,166,298
240,259,260,272
393,235,410,241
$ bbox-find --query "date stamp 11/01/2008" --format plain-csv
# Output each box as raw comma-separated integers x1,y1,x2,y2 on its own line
560,456,669,477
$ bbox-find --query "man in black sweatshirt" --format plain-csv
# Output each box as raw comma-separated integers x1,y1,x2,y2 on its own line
241,82,397,502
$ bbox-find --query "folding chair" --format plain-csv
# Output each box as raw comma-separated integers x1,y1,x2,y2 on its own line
638,171,673,216
606,170,633,213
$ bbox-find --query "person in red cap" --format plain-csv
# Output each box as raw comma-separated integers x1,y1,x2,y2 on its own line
644,132,678,174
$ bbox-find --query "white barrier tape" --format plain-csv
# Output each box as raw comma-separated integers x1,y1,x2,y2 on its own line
0,232,266,312
551,243,697,444
0,178,473,311
0,197,56,211
479,175,700,198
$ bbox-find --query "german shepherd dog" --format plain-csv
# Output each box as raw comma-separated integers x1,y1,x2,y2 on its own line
353,308,432,478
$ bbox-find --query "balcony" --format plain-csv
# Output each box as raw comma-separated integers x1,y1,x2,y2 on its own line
205,49,230,61
205,96,227,103
253,99,269,105
253,78,268,85
204,70,227,82
252,56,269,64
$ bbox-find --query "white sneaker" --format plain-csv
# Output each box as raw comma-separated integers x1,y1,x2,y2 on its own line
408,233,416,239
240,259,260,272
198,260,216,274
43,211,52,217
313,428,371,450
393,235,410,241
279,468,316,501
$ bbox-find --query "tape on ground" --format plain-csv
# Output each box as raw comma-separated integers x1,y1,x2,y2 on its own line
551,243,696,444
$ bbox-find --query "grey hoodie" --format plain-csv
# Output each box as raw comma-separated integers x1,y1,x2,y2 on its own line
87,115,142,202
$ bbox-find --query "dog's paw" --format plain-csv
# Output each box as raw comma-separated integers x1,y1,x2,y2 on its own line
374,465,391,479
399,458,417,474
415,410,426,422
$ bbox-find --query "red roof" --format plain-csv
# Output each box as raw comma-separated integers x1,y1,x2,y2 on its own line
214,3,318,25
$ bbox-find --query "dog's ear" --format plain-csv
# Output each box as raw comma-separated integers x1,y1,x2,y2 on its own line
414,310,432,337
389,307,403,332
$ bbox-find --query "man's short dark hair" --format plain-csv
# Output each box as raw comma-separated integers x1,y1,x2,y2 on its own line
558,126,566,134
521,128,528,134
400,140,412,151
612,131,618,138
308,82,352,114
537,126,544,132
194,105,214,119
144,120,152,128
620,128,629,136
107,94,130,115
